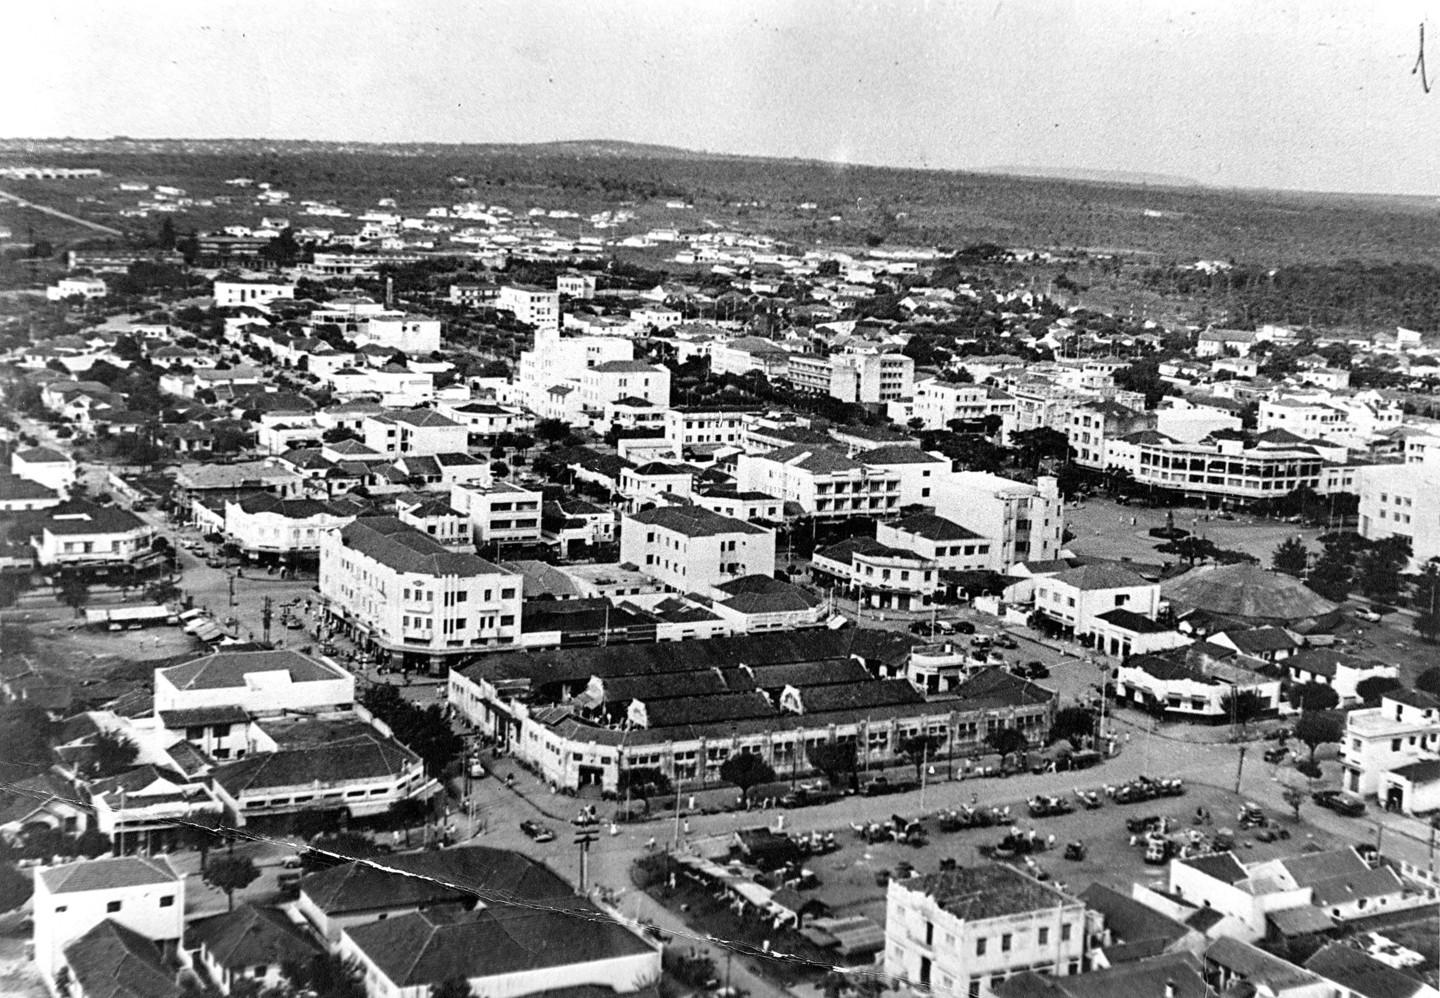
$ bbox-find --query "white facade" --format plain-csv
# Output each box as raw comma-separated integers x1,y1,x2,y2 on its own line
33,857,184,982
450,482,543,545
663,408,750,451
1032,566,1161,635
31,507,157,568
620,506,776,594
516,326,632,412
906,378,1017,434
362,410,468,457
1341,690,1440,799
11,448,77,494
734,447,902,520
497,285,560,332
214,280,295,308
355,315,442,354
1358,463,1440,565
223,497,357,559
153,651,356,717
580,360,671,411
932,473,1063,568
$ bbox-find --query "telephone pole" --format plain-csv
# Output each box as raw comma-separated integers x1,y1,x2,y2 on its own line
261,595,273,645
575,827,598,891
1234,745,1246,795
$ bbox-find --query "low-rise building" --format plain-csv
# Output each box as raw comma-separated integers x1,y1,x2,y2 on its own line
362,408,468,458
30,501,158,575
450,481,543,546
189,905,320,997
1341,688,1440,804
223,494,357,562
154,649,356,718
213,279,295,309
812,536,938,611
1285,648,1398,706
11,446,77,494
1031,563,1160,637
620,505,775,595
884,865,1088,998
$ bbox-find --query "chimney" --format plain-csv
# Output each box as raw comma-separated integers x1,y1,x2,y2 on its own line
1164,980,1175,998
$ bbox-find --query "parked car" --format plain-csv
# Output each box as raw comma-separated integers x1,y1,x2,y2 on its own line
1263,746,1289,764
781,787,839,808
520,819,555,842
1354,608,1382,622
1016,660,1050,680
993,634,1019,650
1312,789,1366,817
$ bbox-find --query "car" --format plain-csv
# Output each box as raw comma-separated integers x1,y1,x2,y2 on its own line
205,557,224,568
1354,608,1382,622
781,787,839,808
1262,746,1289,764
519,820,556,842
279,854,303,869
909,621,941,637
1312,789,1366,817
468,758,487,779
993,634,1019,650
1017,660,1049,680
284,617,304,630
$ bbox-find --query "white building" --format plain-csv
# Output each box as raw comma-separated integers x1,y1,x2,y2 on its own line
223,494,357,561
320,517,523,667
1341,688,1440,803
876,512,997,573
30,502,157,571
580,359,671,412
884,866,1088,998
11,446,77,495
497,284,560,332
46,277,107,301
516,325,632,413
1031,563,1160,637
1358,463,1440,565
154,649,356,718
362,409,469,457
355,314,442,354
621,505,775,595
933,473,1064,568
663,407,753,453
903,378,1017,434
33,856,184,984
213,280,295,309
855,445,950,506
450,481,544,546
734,445,902,520
812,536,939,611
788,352,915,404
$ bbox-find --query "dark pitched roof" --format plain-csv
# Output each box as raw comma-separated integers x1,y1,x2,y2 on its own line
159,650,344,691
908,864,1077,921
39,501,148,536
1094,608,1170,633
1177,851,1247,885
39,855,179,894
209,728,417,793
1079,883,1190,948
628,504,765,537
998,952,1207,998
889,512,982,541
187,905,319,970
63,919,183,998
339,517,509,576
1306,942,1429,998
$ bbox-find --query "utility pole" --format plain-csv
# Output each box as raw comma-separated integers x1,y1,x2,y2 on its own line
261,595,272,645
574,826,598,891
1234,745,1246,795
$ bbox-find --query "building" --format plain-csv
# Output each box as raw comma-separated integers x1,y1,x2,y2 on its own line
903,378,1017,434
884,865,1088,998
788,352,915,404
321,517,523,668
1358,463,1440,565
663,406,755,454
223,494,357,562
812,536,938,610
934,474,1064,568
876,513,996,574
396,495,471,550
450,481,543,546
620,505,775,594
1341,687,1440,805
11,446,77,494
362,409,468,458
1307,942,1440,998
30,501,159,575
709,336,792,378
1284,648,1398,706
557,271,597,299
1106,431,1325,505
32,856,184,984
497,284,560,331
515,325,632,413
188,905,320,996
1031,563,1160,638
213,280,295,309
154,649,356,719
580,359,671,411
448,632,1054,793
1067,401,1156,470
734,445,902,520
58,919,184,998
46,276,108,301
354,314,442,354
1114,646,1281,722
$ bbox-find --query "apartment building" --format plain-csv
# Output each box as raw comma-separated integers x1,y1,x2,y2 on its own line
450,481,543,546
497,284,560,331
734,445,902,520
787,352,915,404
663,406,755,453
1067,400,1156,470
856,445,950,506
1358,462,1440,564
620,505,775,594
709,336,792,378
812,536,938,610
320,517,523,668
361,408,468,458
884,866,1088,998
902,378,1017,434
1105,432,1325,504
876,512,996,573
933,474,1063,568
516,326,632,411
580,359,671,411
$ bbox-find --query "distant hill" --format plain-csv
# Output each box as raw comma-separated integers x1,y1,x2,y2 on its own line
982,164,1204,189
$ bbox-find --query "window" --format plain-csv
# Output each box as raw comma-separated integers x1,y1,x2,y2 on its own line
106,900,122,913
159,895,175,908
975,937,987,956
1038,926,1049,945
968,982,981,998
1060,924,1071,941
1001,933,1012,952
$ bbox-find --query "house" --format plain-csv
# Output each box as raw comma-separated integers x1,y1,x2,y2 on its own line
620,505,775,595
1306,941,1440,998
1114,646,1280,722
0,471,62,512
29,502,159,575
46,276,108,301
1285,648,1398,705
188,905,320,996
998,952,1208,998
580,359,671,412
32,856,184,984
1203,935,1331,998
1077,883,1202,964
0,771,89,843
856,446,949,506
213,279,295,309
320,517,523,669
58,919,184,998
884,865,1088,998
11,446,77,494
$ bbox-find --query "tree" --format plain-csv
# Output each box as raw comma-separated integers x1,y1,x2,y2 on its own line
0,705,56,769
86,731,138,778
57,575,90,617
74,828,112,858
1047,706,1096,749
806,741,858,789
1009,427,1070,470
1162,535,1221,566
898,733,944,781
1355,676,1402,705
1281,785,1305,822
283,953,366,998
259,228,302,269
534,418,572,446
1294,711,1344,762
1418,612,1440,644
1271,537,1309,578
1416,667,1440,697
987,726,1028,766
203,854,260,911
1220,689,1268,732
1356,536,1411,603
1306,549,1353,602
388,797,430,846
1290,682,1340,713
301,831,386,872
431,979,476,998
718,752,776,806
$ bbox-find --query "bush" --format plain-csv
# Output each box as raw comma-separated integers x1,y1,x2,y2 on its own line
0,863,32,912
1294,758,1322,779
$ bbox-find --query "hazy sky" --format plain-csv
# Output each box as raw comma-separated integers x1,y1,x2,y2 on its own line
4,1,1438,196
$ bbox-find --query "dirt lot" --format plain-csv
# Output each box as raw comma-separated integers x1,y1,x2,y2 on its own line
1065,498,1326,565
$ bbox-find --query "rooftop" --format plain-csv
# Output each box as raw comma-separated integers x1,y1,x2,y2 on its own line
906,864,1077,921
158,650,346,691
39,855,179,894
339,517,510,576
628,504,766,537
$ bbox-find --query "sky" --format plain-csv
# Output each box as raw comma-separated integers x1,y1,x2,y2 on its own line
3,0,1438,196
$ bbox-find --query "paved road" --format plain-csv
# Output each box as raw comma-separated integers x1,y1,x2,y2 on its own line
0,187,125,237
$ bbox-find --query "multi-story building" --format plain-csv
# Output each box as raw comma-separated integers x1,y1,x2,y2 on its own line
154,649,356,719
516,326,632,413
1031,563,1161,637
876,512,996,573
1358,462,1440,564
620,505,775,595
320,517,523,669
902,378,1017,434
32,856,185,985
1105,431,1325,504
580,359,671,412
10,446,77,495
787,352,915,404
855,446,950,506
354,314,442,354
556,271,597,299
734,445,902,520
709,336,792,379
933,474,1063,568
396,495,472,550
1067,400,1156,470
812,536,938,610
223,494,357,562
884,865,1088,998
497,284,560,332
450,481,544,546
692,486,786,523
662,406,755,453
1341,688,1440,806
362,409,468,457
